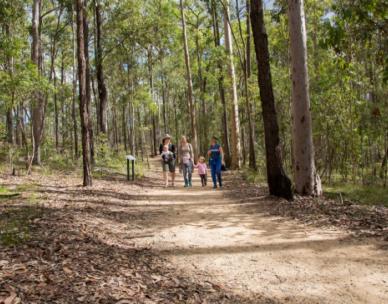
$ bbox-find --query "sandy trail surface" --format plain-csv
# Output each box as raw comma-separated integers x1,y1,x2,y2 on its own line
1,158,387,303
134,159,388,303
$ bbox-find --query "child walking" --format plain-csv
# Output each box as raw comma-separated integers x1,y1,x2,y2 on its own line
194,156,208,187
161,145,174,187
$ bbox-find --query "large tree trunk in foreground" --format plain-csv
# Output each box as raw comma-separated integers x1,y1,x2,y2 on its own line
224,0,241,169
250,0,293,200
76,0,92,186
94,0,108,134
31,0,45,165
180,0,198,161
288,0,322,196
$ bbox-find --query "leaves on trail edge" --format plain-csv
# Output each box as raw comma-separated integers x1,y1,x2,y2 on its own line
226,173,387,240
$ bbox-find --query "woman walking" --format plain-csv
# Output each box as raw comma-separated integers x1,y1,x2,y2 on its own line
159,134,176,187
179,136,194,187
208,136,224,189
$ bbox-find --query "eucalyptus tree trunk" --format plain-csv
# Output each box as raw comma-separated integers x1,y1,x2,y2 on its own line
194,23,208,155
210,0,231,167
223,0,241,169
6,110,13,144
233,0,256,169
288,0,322,196
94,0,108,134
245,0,257,170
76,0,92,186
180,0,198,161
250,0,293,200
31,0,45,165
49,7,63,152
122,103,128,152
83,0,95,165
72,8,79,158
4,25,14,145
60,51,67,150
49,39,59,152
161,74,167,134
147,47,158,156
127,58,136,155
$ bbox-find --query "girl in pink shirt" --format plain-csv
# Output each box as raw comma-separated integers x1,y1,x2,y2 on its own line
194,156,208,187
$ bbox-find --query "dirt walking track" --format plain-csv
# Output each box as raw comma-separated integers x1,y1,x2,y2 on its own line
1,157,387,303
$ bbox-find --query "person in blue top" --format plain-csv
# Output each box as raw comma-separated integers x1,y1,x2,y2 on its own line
207,136,224,189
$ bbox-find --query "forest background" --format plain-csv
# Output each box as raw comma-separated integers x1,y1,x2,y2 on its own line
0,0,387,203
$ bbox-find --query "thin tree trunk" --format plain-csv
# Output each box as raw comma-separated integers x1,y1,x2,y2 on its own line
129,101,135,155
31,0,45,165
83,1,95,165
160,55,168,134
94,0,108,134
6,109,13,144
16,105,22,146
122,103,128,152
224,0,241,169
250,0,293,200
173,95,179,145
76,0,92,186
138,107,144,160
72,8,79,158
147,47,158,156
194,21,208,155
49,7,63,152
4,25,14,145
60,51,66,150
288,0,322,196
180,0,198,161
113,105,119,151
127,60,136,155
17,104,27,151
50,42,59,152
245,0,257,170
210,0,231,167
54,73,59,151
162,83,167,134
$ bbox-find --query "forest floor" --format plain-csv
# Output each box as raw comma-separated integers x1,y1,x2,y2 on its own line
0,157,387,304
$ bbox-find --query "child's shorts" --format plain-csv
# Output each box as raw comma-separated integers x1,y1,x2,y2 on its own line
162,160,176,173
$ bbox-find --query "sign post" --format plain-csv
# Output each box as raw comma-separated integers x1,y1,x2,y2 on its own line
126,155,136,181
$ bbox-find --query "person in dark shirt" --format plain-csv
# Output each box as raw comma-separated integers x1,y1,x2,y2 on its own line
159,134,176,187
207,136,224,189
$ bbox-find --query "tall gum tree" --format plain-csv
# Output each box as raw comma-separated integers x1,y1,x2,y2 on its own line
288,0,322,196
250,0,293,200
76,0,92,186
94,0,108,134
180,0,198,159
31,0,45,165
209,0,231,167
223,0,241,169
83,0,95,165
